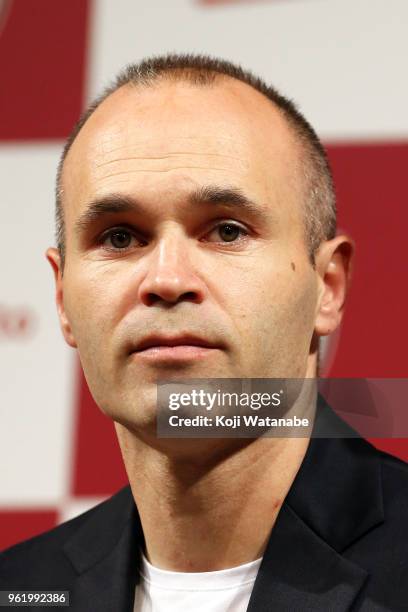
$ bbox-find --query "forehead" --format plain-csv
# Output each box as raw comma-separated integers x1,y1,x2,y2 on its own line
61,77,303,227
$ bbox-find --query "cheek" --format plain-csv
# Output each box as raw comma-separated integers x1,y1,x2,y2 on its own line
63,266,118,361
62,269,125,412
230,262,317,352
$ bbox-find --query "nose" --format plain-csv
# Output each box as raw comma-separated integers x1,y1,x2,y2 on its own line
137,231,206,307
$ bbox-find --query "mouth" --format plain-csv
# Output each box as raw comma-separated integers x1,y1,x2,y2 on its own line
130,334,222,363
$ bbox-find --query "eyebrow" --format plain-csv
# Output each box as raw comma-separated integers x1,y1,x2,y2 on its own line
190,185,272,220
74,185,273,236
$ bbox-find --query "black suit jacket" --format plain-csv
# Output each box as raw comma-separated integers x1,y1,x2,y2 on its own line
1,401,408,611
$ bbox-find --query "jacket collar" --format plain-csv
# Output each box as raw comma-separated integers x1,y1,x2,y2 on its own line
63,398,384,611
246,396,384,611
63,487,143,611
286,395,384,553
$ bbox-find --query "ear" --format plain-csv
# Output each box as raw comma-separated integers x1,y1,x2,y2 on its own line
46,247,77,348
314,235,354,337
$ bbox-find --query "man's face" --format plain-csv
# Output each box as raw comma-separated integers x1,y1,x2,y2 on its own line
50,78,321,431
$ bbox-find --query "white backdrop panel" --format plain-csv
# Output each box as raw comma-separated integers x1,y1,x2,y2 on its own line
0,145,76,505
88,0,408,140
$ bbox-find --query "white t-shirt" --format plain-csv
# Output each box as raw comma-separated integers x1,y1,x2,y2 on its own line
133,552,263,612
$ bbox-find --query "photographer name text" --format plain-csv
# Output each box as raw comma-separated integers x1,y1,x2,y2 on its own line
168,415,310,428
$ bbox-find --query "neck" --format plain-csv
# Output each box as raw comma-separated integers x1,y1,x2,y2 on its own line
115,425,311,572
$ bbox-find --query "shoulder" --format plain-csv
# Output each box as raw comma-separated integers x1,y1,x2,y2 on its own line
376,447,408,512
343,446,408,606
346,438,408,525
377,445,408,475
0,486,132,588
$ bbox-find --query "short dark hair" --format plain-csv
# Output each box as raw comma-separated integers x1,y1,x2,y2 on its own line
55,53,336,269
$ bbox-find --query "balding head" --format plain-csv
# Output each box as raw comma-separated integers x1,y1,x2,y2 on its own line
55,54,336,270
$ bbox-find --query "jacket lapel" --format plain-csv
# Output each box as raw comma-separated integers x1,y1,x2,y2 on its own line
63,487,143,612
246,503,368,611
247,398,384,611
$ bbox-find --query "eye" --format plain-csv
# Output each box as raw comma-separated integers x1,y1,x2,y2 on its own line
206,222,248,243
100,227,144,250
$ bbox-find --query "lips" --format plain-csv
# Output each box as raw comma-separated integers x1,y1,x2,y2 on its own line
132,334,219,353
